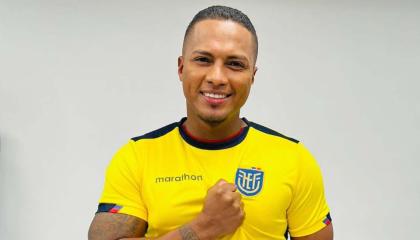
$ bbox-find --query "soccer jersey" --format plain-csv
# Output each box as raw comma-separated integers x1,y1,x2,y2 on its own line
97,118,331,239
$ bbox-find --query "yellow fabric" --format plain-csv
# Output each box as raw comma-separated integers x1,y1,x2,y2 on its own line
98,121,330,239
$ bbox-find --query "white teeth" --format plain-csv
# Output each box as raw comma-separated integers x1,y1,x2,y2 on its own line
203,92,227,99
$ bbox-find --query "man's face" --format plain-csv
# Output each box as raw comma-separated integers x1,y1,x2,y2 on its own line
178,19,257,125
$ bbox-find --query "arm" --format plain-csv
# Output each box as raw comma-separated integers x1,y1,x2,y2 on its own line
88,212,219,240
88,179,244,240
88,213,147,240
291,224,333,240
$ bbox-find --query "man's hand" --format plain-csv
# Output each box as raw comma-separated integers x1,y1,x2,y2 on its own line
189,179,245,239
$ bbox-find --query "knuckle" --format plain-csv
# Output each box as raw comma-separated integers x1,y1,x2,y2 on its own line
233,202,241,211
218,180,228,187
216,188,224,196
223,194,234,203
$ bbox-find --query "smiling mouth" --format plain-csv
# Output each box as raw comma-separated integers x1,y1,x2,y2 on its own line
201,92,231,99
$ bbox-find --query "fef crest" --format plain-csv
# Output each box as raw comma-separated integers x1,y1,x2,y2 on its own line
235,167,264,196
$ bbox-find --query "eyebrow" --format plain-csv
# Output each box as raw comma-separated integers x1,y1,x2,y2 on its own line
192,50,250,63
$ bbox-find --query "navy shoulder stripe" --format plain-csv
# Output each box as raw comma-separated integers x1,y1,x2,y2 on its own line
131,122,178,142
248,121,299,143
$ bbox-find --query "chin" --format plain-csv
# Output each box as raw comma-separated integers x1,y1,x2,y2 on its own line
197,113,228,126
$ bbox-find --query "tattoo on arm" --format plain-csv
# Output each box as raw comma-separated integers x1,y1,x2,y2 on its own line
88,213,147,240
179,225,200,240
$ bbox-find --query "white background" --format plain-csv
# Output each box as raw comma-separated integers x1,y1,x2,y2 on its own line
1,0,419,239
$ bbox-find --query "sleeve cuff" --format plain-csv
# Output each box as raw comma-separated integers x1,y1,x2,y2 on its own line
289,211,332,237
96,203,148,222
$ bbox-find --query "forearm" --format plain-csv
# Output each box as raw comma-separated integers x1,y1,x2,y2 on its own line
121,216,217,240
119,226,193,240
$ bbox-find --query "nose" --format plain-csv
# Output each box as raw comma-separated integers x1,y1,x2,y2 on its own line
205,62,228,86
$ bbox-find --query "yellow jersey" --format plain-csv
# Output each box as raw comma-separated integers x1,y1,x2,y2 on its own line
97,118,331,239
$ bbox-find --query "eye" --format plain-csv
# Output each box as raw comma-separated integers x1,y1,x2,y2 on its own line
194,56,211,63
227,60,245,69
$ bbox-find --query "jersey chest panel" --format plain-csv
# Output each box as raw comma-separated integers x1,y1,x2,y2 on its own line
141,137,295,239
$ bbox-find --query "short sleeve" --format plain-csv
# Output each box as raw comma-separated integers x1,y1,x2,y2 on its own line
287,143,331,237
97,140,148,221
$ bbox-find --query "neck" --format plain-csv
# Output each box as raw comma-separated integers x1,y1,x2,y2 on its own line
183,114,245,140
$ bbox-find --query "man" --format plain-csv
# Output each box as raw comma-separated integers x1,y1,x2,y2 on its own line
89,5,333,240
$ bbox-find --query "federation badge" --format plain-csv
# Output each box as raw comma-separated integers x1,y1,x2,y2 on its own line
235,167,264,196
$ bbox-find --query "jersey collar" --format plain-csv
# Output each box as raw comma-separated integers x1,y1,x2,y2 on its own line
178,117,250,150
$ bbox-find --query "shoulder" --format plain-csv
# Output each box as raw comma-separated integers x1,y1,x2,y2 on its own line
131,121,179,142
108,121,181,173
246,119,299,144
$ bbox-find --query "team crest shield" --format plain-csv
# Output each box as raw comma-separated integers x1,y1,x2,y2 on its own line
235,168,264,196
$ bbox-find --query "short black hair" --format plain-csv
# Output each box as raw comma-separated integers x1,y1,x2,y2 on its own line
183,5,258,62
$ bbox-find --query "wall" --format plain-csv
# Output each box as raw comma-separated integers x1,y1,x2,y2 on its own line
1,0,419,239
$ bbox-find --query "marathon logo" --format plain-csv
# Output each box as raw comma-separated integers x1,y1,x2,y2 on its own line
155,173,203,183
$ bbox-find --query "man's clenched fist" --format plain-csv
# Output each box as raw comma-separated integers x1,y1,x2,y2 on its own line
191,179,245,239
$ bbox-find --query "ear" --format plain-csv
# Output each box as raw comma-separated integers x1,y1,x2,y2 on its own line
252,66,258,84
177,56,184,81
